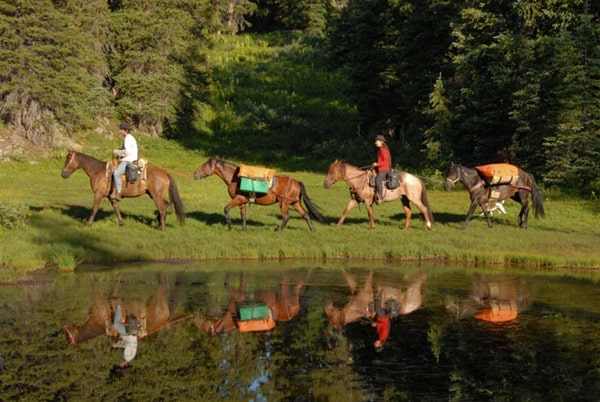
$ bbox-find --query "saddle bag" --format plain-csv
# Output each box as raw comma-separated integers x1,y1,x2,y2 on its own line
386,170,401,190
126,162,140,184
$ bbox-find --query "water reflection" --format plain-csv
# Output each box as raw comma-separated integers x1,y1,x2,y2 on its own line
0,263,598,400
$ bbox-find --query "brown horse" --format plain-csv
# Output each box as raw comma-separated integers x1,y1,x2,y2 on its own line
193,156,325,231
255,279,304,322
444,162,544,229
324,270,374,329
195,274,247,336
63,272,173,345
61,150,185,230
323,160,434,230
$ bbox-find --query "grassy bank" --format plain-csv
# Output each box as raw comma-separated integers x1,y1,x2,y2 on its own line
1,135,599,280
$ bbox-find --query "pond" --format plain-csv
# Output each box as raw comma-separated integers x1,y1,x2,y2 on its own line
1,261,599,401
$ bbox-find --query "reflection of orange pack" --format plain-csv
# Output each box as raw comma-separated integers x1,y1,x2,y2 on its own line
237,316,276,332
238,164,276,180
474,309,518,323
475,163,519,186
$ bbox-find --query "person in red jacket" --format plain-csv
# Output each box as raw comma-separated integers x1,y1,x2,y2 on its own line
372,290,391,352
372,135,391,204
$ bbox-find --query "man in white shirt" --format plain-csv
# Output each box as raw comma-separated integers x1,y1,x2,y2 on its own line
112,122,138,201
112,305,138,368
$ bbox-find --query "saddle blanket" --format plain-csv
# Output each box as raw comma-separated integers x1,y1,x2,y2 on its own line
238,164,276,180
475,163,519,186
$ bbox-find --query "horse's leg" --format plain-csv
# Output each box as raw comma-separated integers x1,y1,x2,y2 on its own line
400,196,412,230
365,200,376,229
154,197,168,231
337,199,359,226
240,203,247,232
87,193,104,226
408,196,434,231
276,201,291,232
110,199,125,227
292,202,315,232
518,190,530,228
462,200,482,230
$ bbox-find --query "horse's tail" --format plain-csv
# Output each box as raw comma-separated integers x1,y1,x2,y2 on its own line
420,183,435,224
168,174,186,225
299,182,326,224
529,173,545,218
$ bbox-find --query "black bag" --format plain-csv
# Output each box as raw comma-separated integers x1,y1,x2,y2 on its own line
126,162,140,183
386,170,401,190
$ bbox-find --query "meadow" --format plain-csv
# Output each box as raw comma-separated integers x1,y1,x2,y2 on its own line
1,134,599,281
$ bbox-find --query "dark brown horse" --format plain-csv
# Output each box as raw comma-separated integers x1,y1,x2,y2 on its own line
61,150,185,230
444,162,544,229
323,160,434,230
193,156,325,231
324,270,374,329
63,272,174,345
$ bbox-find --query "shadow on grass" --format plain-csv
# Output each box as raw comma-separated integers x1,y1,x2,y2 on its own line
56,204,176,230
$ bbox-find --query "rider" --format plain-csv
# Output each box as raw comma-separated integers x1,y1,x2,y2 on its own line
372,134,391,204
371,289,391,352
112,122,138,201
111,305,138,368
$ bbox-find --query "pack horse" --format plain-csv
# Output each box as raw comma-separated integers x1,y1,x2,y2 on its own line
444,162,544,229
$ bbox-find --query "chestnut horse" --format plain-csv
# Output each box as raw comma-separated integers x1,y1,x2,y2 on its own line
193,156,325,231
196,273,305,335
61,150,185,230
63,273,173,345
323,160,434,230
444,162,544,229
324,270,374,329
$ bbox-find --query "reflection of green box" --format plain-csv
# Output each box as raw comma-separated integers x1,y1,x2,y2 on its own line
240,177,270,193
239,305,270,321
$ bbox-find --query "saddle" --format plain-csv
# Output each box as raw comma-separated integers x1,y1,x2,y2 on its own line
368,169,401,190
107,158,148,184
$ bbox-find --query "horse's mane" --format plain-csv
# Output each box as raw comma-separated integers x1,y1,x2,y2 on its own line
73,150,107,166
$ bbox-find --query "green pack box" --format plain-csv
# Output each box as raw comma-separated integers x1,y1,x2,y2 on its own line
239,305,270,321
240,177,270,193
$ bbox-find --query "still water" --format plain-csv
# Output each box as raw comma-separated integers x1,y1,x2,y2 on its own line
1,261,598,401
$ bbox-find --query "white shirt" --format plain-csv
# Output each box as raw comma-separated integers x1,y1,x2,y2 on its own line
120,133,138,162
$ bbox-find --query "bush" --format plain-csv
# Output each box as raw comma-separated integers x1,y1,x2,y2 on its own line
0,201,29,230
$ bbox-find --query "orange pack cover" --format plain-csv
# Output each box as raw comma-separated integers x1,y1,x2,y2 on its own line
237,317,276,332
474,309,518,323
238,164,276,180
475,163,518,179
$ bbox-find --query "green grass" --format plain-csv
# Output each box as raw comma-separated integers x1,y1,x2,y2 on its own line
1,133,599,280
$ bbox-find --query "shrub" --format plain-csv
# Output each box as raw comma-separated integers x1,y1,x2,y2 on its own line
0,201,29,230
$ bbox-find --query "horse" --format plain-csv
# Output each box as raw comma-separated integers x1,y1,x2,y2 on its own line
63,272,173,345
324,270,374,329
444,162,544,229
61,150,185,230
377,272,427,317
195,273,247,336
193,156,325,232
323,160,434,230
255,279,304,322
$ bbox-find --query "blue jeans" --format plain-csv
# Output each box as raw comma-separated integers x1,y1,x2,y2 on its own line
375,171,389,200
113,306,127,337
113,161,128,193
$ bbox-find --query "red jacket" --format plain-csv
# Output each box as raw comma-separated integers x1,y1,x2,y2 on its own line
374,315,390,342
374,146,391,172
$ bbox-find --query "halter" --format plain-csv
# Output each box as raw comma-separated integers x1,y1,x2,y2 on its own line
446,165,462,186
63,151,77,173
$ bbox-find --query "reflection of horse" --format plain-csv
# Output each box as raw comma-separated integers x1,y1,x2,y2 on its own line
61,150,185,230
193,156,325,232
323,160,434,230
324,270,374,329
195,274,304,335
444,162,544,229
63,273,173,345
377,272,427,316
446,274,530,323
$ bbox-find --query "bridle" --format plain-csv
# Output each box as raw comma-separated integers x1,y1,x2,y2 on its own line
62,151,77,173
446,165,461,186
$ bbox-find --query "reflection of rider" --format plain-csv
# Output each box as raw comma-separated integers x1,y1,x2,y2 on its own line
112,122,138,201
372,134,391,205
112,305,138,368
372,291,390,351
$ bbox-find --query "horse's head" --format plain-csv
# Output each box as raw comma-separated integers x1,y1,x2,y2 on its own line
324,301,344,329
324,160,343,189
61,149,78,179
193,156,218,180
444,162,461,191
